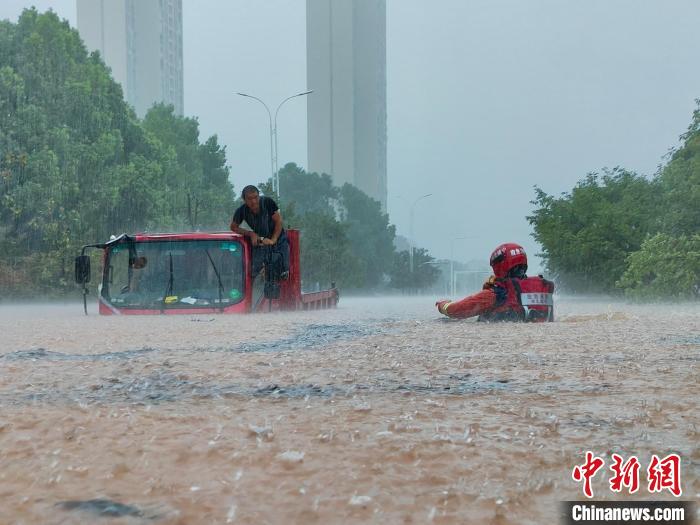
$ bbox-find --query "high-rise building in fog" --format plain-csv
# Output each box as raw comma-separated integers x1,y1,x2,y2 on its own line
76,0,184,117
306,0,387,210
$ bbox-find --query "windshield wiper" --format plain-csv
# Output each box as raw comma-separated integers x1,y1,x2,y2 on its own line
205,249,225,311
162,251,174,309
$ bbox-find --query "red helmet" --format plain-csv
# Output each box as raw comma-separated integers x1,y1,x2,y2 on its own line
490,243,528,278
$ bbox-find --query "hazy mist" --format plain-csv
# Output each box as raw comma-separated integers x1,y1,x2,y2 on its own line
3,0,700,272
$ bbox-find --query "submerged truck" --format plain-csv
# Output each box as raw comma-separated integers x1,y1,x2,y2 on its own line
74,229,338,315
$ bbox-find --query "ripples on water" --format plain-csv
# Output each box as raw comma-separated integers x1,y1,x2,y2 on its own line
0,297,698,524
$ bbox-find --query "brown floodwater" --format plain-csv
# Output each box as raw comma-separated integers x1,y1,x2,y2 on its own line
0,296,698,524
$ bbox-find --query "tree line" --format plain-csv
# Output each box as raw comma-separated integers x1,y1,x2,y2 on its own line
0,9,438,298
0,9,234,296
259,163,439,291
528,102,700,299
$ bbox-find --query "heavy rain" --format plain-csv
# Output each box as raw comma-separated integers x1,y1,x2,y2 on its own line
1,1,699,524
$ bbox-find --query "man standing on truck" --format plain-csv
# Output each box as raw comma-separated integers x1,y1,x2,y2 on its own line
230,185,289,279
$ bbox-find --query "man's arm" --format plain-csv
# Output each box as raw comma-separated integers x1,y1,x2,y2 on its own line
230,220,260,245
436,288,497,319
261,211,283,246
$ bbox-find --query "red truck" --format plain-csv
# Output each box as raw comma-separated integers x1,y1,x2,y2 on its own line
74,229,338,315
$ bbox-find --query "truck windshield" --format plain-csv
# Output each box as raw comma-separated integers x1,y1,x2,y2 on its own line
104,240,244,309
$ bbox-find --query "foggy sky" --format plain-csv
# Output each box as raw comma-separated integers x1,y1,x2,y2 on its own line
3,0,700,272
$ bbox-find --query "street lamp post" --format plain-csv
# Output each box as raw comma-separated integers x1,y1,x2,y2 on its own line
409,193,432,273
273,90,312,196
237,90,313,198
236,92,274,191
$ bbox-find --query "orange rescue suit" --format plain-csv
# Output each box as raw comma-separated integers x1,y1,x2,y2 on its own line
437,275,554,322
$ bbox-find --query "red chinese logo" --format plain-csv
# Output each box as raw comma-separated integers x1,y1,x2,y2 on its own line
572,451,605,498
648,454,682,497
573,452,682,498
609,454,640,494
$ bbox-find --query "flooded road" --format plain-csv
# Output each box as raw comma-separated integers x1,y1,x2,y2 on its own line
0,297,698,524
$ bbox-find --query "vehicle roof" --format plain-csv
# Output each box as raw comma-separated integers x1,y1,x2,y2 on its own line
131,232,244,242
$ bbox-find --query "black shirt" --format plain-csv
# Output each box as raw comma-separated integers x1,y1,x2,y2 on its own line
232,196,281,238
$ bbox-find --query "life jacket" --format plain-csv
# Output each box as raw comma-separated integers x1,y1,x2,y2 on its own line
479,275,554,322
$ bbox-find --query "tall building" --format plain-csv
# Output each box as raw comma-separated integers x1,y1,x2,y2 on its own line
76,0,184,117
306,0,387,210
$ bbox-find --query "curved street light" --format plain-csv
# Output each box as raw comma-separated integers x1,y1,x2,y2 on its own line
236,92,273,192
237,90,313,198
274,90,313,194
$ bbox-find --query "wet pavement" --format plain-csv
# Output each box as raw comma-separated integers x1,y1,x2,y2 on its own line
0,296,698,524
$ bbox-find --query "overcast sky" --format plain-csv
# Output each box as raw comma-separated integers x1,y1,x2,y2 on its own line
3,1,700,271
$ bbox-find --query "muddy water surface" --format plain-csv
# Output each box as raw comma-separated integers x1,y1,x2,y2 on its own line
0,297,698,524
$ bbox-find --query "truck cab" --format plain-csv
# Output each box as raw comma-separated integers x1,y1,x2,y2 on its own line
75,230,338,315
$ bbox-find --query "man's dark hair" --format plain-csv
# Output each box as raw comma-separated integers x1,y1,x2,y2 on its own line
241,185,259,199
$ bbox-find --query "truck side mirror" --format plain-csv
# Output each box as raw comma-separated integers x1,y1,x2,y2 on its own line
75,255,91,284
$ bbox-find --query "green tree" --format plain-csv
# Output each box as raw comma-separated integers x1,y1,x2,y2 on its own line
657,100,700,236
295,211,363,289
258,167,410,292
528,168,659,292
388,248,440,291
0,9,143,294
276,162,338,216
338,183,396,289
617,233,700,299
0,9,235,297
143,103,234,229
529,100,700,298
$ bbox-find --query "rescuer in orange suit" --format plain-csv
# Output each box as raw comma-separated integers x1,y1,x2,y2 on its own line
436,243,555,322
